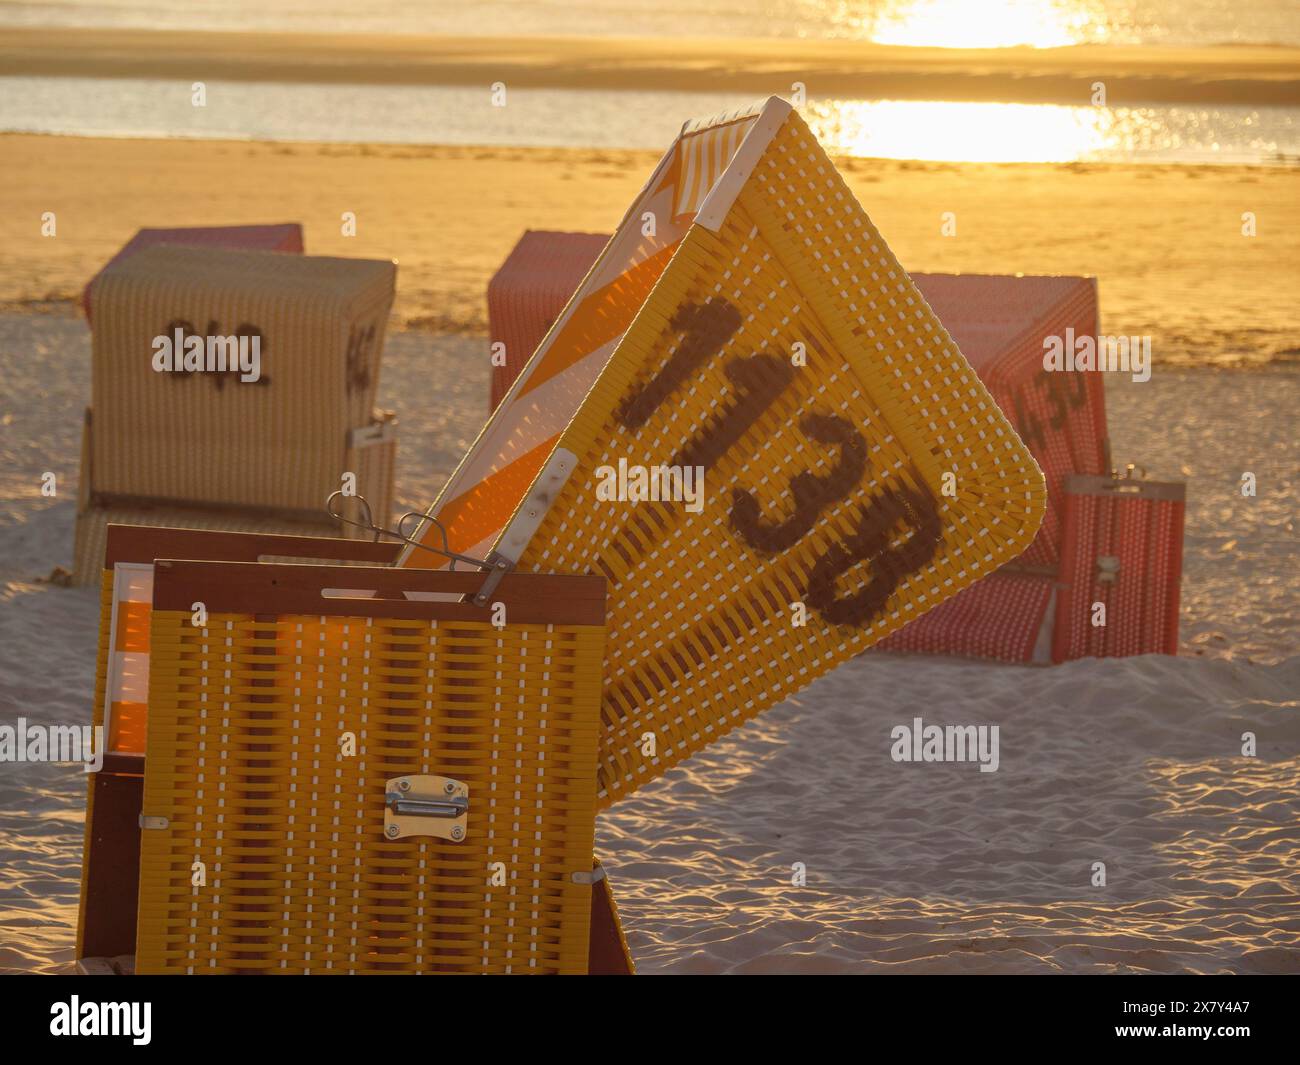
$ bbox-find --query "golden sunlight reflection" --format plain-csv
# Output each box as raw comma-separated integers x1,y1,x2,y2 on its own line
861,0,1109,49
805,99,1186,163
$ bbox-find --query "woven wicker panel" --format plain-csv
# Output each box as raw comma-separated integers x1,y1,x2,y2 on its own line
76,527,396,961
79,529,636,969
135,563,606,974
91,246,395,512
507,108,1045,804
831,274,1105,662
72,412,398,585
73,501,337,586
479,235,1098,665
89,527,411,757
478,243,1091,665
1053,476,1184,660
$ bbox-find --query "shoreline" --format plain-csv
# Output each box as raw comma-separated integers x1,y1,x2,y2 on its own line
7,126,1300,169
2,29,1299,106
2,133,1297,365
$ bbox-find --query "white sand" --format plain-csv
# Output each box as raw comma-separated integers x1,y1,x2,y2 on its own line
0,313,1296,974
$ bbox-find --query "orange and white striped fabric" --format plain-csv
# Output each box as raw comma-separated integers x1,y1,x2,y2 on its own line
672,111,756,220
400,102,768,567
487,231,611,411
103,563,154,753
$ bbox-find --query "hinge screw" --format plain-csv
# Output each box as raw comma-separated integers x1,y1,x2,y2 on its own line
385,824,400,838
443,781,457,794
397,779,411,792
451,827,464,841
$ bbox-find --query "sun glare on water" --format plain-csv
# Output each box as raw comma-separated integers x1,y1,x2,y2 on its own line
805,99,1111,162
799,98,1239,163
858,0,1109,49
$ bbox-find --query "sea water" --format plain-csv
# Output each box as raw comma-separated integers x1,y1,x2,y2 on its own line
2,77,1297,166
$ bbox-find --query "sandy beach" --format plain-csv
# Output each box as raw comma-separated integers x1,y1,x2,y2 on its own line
3,134,1299,364
0,306,1295,973
0,90,1296,973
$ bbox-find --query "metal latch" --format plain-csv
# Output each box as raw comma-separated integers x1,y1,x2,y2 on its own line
1096,556,1121,583
384,775,468,842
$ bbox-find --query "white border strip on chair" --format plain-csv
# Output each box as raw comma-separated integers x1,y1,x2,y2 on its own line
494,447,579,564
695,96,793,233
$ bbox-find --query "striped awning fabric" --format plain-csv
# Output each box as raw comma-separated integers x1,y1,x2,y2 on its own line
401,102,767,566
103,563,154,753
673,109,759,220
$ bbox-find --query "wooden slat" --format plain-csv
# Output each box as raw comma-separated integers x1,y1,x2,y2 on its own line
150,560,606,624
106,523,401,568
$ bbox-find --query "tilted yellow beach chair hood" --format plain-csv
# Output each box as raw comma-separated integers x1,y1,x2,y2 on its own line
400,97,1047,805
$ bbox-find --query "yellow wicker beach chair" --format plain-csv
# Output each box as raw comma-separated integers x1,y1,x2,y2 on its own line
400,98,1047,806
76,527,408,964
486,238,1106,664
77,525,630,975
136,559,606,974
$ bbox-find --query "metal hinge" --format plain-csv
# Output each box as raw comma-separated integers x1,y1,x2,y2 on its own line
384,775,469,842
139,814,169,830
470,552,514,607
